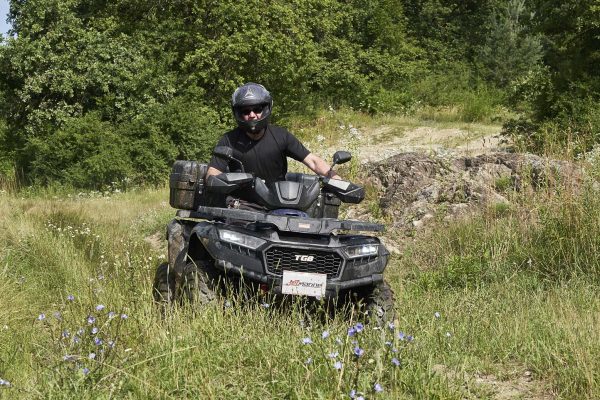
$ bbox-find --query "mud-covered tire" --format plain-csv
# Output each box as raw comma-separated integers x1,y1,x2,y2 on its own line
153,262,175,304
363,280,396,325
179,260,219,305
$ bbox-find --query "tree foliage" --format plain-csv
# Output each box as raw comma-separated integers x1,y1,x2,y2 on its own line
0,0,598,187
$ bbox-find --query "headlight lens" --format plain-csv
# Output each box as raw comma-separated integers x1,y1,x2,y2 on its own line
344,244,379,258
218,229,266,250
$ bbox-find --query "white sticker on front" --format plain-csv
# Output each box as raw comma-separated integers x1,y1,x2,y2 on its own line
282,271,327,297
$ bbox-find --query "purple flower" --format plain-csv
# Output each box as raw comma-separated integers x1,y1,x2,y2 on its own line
333,361,343,370
354,323,364,333
446,332,452,338
94,337,103,346
434,311,441,318
87,316,96,325
261,303,270,309
95,304,105,311
387,322,395,331
357,396,365,400
407,335,414,342
37,313,46,321
350,389,357,398
88,353,96,360
120,314,128,319
0,379,11,387
328,352,339,359
108,340,116,348
398,331,405,340
108,311,116,319
347,327,357,337
62,330,70,338
374,383,383,393
392,357,401,366
353,346,364,357
81,367,90,375
302,337,313,345
66,294,75,301
73,336,81,344
385,341,392,347
91,327,99,335
321,330,330,339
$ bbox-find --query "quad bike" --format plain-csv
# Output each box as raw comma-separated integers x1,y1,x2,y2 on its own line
153,147,395,323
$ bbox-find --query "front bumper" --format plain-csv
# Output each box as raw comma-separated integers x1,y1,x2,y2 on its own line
192,223,389,295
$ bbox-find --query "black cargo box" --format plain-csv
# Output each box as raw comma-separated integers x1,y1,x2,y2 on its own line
169,160,208,210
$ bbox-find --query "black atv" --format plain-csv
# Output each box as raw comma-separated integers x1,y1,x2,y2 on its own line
153,147,394,323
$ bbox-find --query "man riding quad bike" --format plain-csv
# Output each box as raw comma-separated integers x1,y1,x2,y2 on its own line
152,83,395,322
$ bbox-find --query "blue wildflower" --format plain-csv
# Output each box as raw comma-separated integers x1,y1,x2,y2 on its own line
392,357,401,366
434,311,441,318
0,379,11,387
91,327,99,335
87,316,96,325
81,367,90,375
302,337,313,345
385,341,392,346
94,337,103,346
108,340,116,348
120,314,128,319
66,294,75,301
261,303,270,309
328,352,339,359
321,330,330,339
374,383,383,393
108,311,116,319
398,331,405,340
387,322,395,331
347,327,357,337
333,361,343,370
95,304,105,311
62,330,70,338
407,335,414,342
37,313,46,321
354,323,364,333
73,336,81,344
353,346,364,357
88,353,96,360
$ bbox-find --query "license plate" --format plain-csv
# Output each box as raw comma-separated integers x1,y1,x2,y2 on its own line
282,271,327,297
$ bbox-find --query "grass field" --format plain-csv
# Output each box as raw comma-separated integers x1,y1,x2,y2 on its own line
1,111,599,399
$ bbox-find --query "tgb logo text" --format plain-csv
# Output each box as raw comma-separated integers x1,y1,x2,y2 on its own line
295,255,314,262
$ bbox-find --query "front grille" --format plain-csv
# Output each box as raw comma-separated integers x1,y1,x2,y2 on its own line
264,247,343,278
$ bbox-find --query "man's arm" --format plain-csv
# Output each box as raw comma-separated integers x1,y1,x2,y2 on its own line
302,153,341,179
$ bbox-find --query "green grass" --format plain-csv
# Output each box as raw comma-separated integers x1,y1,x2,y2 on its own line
1,167,600,399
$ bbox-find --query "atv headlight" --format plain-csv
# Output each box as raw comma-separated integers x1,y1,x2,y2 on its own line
344,244,379,258
218,229,266,250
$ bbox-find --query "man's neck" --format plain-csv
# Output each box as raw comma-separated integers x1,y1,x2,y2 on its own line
244,127,266,141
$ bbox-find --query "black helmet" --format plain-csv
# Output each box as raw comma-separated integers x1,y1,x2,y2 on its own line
231,82,273,133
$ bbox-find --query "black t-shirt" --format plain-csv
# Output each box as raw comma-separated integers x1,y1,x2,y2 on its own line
208,125,310,183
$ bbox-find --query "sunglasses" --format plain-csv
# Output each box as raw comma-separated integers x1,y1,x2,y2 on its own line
241,106,264,115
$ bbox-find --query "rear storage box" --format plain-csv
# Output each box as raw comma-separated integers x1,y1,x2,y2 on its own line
169,161,208,210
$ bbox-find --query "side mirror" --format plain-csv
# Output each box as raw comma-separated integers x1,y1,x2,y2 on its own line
213,146,235,160
212,146,245,173
332,151,352,166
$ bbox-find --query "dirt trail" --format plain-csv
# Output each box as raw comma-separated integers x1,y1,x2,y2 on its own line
353,125,505,164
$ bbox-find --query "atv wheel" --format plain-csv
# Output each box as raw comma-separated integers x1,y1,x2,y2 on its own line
179,259,219,305
153,262,175,304
363,281,396,326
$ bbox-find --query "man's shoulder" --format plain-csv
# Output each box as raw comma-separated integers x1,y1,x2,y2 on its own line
267,124,294,138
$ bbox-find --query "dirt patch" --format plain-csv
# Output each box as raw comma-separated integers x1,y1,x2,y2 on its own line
144,231,166,254
432,364,555,399
355,125,505,164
